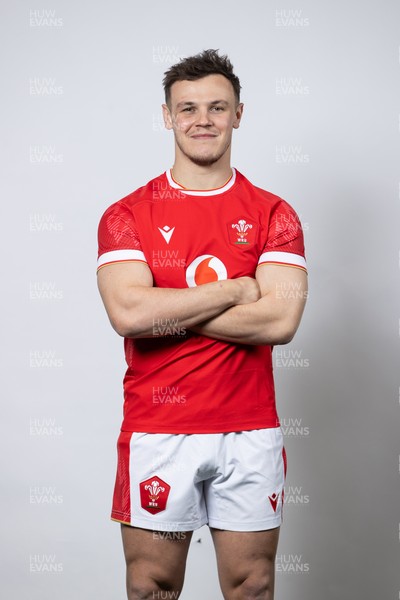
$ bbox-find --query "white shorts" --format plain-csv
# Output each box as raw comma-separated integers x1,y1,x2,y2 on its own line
111,428,287,532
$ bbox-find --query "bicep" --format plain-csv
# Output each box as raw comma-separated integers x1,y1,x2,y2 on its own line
255,263,308,333
97,261,153,325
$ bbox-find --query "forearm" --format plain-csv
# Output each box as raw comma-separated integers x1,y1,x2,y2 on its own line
191,297,304,346
114,280,241,338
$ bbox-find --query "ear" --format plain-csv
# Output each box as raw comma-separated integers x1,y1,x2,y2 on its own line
162,103,173,130
233,103,244,129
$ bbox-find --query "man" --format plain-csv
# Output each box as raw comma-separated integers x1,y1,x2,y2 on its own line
97,49,307,600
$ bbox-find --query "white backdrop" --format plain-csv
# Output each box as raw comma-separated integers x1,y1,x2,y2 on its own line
1,0,400,598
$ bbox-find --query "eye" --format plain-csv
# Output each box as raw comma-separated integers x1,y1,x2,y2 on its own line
182,106,195,112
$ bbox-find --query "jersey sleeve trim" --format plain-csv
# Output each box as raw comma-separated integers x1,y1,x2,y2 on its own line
97,249,147,271
258,251,307,271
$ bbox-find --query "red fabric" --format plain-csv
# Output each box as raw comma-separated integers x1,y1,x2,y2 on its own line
111,432,132,523
98,171,306,434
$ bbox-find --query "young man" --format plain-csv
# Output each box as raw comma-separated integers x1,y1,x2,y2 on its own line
97,49,307,600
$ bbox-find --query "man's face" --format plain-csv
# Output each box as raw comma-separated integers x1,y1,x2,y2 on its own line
162,74,243,168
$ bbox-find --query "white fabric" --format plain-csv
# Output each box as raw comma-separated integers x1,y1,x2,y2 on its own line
126,427,285,531
165,168,236,196
258,251,307,270
97,249,147,269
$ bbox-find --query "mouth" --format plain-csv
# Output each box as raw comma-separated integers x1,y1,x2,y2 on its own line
191,134,218,140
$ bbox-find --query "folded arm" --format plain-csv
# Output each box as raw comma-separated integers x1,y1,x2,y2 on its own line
97,261,261,338
190,264,308,345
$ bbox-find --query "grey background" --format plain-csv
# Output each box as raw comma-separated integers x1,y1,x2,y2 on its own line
1,0,399,598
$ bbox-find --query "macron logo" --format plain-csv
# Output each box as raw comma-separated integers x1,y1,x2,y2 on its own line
158,225,175,244
268,492,280,513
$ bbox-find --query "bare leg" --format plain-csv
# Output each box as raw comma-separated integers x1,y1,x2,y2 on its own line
121,525,193,600
210,527,280,600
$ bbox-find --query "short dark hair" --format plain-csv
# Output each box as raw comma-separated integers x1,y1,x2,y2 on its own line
163,49,241,106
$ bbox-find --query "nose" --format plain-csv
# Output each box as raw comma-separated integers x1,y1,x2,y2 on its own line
194,107,213,127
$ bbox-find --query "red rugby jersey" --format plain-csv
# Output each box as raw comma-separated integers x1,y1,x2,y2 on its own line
97,169,306,434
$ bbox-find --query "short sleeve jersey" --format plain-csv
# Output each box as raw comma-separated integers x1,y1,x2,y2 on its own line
97,169,307,434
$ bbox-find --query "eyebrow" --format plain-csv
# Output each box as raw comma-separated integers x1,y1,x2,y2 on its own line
176,100,229,108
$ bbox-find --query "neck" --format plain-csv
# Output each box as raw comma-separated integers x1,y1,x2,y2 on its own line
171,154,233,190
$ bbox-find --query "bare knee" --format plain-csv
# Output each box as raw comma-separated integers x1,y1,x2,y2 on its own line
126,560,184,600
126,573,183,600
121,525,191,600
235,573,274,600
226,563,276,600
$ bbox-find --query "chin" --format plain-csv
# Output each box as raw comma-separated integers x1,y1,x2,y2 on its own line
185,149,226,167
189,156,220,167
